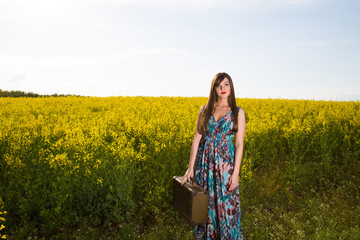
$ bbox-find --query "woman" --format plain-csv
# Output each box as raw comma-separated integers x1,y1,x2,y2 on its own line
181,72,246,239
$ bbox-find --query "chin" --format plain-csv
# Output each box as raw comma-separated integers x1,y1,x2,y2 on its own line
218,95,229,99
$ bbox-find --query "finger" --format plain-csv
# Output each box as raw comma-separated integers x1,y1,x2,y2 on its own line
231,182,239,191
181,176,187,185
228,179,232,189
229,182,236,191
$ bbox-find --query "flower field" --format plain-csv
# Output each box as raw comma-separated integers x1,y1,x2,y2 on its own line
0,96,359,239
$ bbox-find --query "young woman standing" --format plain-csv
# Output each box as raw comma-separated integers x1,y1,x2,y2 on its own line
181,72,246,239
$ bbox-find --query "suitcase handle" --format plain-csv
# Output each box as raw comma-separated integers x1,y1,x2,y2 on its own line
181,176,195,187
189,177,194,185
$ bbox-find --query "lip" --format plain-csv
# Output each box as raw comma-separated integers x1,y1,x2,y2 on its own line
221,92,226,94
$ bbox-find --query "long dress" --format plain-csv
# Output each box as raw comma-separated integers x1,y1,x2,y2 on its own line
194,106,243,240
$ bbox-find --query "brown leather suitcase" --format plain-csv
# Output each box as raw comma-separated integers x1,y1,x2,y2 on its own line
172,176,209,226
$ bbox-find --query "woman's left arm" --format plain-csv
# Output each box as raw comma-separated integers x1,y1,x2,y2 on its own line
228,108,246,191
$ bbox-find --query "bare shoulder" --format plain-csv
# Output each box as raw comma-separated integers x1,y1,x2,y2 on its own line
239,107,245,114
237,107,246,122
237,106,245,115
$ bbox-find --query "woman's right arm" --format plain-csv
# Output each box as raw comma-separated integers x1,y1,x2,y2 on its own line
181,105,204,185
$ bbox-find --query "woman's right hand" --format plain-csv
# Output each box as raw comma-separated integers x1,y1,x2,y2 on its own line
181,168,194,186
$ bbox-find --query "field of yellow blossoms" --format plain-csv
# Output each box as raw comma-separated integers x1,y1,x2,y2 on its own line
0,96,359,239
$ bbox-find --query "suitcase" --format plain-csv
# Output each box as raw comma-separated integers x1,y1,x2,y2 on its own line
172,176,209,226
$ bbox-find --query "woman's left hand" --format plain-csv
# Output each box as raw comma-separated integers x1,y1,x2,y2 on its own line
228,174,239,191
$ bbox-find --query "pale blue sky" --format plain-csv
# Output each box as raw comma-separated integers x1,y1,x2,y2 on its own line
1,0,359,100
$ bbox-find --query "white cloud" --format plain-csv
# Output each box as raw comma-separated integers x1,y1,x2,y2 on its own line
100,0,321,8
7,73,26,83
295,38,360,47
282,0,315,5
0,47,189,69
121,48,189,57
12,0,320,9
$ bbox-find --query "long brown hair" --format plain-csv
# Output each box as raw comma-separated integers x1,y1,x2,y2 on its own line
197,72,238,134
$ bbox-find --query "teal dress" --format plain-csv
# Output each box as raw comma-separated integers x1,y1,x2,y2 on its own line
194,106,243,240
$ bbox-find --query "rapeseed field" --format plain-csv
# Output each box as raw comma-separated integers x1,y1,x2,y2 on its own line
0,97,359,239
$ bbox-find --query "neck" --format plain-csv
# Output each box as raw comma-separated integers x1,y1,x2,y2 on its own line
216,97,228,106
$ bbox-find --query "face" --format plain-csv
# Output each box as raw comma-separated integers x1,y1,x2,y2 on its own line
214,78,231,99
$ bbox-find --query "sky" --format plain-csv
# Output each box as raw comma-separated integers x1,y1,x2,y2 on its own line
0,0,359,100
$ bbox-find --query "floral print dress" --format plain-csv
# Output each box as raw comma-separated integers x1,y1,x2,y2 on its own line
194,106,243,240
